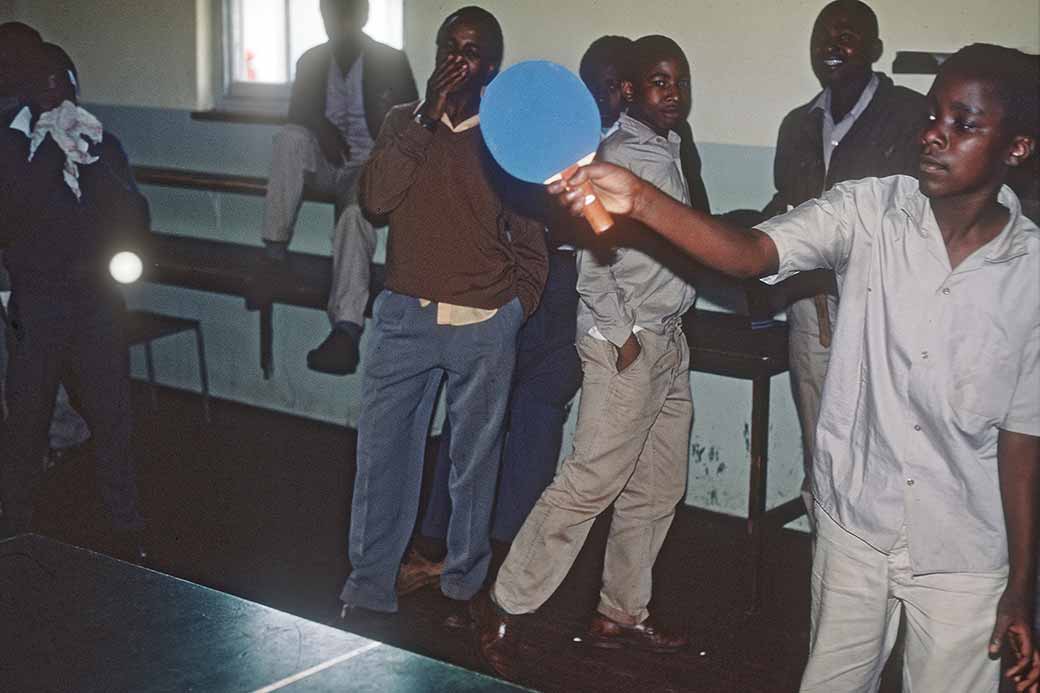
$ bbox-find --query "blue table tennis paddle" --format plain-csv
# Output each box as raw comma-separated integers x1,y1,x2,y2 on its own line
480,60,613,233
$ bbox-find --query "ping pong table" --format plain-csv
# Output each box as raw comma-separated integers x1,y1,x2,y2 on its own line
0,534,529,692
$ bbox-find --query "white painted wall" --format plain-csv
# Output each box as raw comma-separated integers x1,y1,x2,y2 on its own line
404,0,1040,147
2,0,212,109
5,1,1037,144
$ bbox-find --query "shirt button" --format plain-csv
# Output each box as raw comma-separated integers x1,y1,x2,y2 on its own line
914,424,922,431
920,351,929,359
942,287,951,295
906,479,915,487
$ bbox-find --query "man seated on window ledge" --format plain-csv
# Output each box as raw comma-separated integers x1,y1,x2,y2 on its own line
258,0,417,375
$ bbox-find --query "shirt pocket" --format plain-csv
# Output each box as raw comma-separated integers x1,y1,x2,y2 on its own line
948,331,1014,425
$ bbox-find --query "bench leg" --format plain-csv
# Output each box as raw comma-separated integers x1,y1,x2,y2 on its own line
194,326,211,424
260,303,273,380
746,375,771,615
144,342,159,412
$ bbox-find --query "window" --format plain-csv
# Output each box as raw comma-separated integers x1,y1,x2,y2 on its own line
221,0,403,107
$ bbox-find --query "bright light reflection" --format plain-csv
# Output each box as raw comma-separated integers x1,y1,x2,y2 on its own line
235,0,403,84
109,251,143,284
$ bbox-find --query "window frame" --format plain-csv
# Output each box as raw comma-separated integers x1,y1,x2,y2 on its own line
213,0,403,116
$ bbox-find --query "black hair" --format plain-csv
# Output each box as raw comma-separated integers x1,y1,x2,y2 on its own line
579,35,632,86
438,6,504,67
0,21,42,44
36,42,78,92
818,0,879,41
623,35,688,84
941,43,1039,140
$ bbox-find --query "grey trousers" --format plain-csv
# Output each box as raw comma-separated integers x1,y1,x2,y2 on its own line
493,326,692,625
341,292,524,613
261,125,377,327
801,506,1003,693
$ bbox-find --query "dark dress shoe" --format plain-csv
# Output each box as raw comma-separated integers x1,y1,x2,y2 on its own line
307,330,360,375
442,604,473,631
469,591,522,680
397,548,444,596
584,613,689,653
338,603,395,637
112,528,150,565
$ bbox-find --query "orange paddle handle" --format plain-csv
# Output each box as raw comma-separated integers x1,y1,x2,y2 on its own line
561,164,613,234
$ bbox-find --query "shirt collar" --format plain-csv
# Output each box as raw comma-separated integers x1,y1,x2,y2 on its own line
901,184,1034,264
810,72,880,124
413,101,481,133
617,112,682,146
8,106,31,136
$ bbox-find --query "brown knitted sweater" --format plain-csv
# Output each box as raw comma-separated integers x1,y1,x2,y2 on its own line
359,102,547,318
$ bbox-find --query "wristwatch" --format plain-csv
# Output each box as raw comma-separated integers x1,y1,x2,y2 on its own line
414,111,438,132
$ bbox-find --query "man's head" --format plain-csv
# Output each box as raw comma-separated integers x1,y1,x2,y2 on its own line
580,35,632,129
434,6,503,93
810,0,882,89
16,42,78,111
621,35,691,137
919,44,1038,201
320,0,369,43
0,22,43,98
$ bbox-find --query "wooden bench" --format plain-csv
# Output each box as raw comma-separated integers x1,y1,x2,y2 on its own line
133,165,359,378
136,230,383,379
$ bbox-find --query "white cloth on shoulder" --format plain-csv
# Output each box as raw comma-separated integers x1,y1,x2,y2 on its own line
20,101,103,201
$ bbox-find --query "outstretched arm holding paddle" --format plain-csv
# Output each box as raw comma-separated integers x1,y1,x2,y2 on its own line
479,60,614,233
549,162,780,278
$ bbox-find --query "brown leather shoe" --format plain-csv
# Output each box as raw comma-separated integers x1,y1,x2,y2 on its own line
396,548,443,596
469,590,521,680
584,613,689,653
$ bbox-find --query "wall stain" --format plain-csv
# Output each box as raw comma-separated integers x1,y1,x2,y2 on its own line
691,443,706,463
743,422,750,452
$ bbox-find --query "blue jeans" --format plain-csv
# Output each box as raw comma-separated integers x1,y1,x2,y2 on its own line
340,290,523,612
421,251,582,543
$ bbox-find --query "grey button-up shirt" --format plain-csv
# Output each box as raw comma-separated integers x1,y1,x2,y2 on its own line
758,176,1040,574
577,113,697,347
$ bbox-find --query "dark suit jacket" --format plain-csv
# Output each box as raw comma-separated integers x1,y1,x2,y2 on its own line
288,35,418,143
764,72,927,218
676,120,711,215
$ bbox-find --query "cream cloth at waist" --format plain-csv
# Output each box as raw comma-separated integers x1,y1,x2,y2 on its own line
418,299,498,326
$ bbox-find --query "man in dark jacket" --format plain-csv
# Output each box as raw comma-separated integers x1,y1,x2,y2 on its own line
0,43,148,554
260,0,417,375
763,0,927,521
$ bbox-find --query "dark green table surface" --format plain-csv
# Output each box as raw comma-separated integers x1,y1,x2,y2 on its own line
0,534,529,692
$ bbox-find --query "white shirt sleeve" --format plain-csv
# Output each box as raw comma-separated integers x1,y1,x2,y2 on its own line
755,183,856,284
1003,318,1040,436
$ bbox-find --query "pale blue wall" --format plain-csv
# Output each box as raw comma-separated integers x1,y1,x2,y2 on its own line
97,103,806,526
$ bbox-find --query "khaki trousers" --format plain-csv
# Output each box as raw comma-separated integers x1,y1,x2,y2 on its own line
493,326,692,625
801,505,1005,693
787,295,835,521
261,125,377,327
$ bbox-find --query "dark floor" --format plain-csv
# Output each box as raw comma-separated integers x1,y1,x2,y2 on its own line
26,385,903,693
